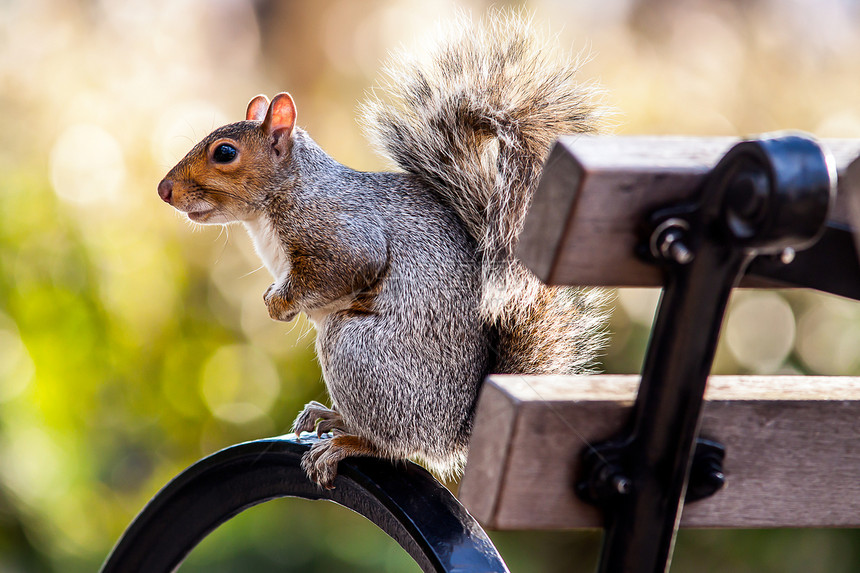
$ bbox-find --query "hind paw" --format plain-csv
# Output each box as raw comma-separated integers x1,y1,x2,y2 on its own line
300,434,381,489
292,401,348,437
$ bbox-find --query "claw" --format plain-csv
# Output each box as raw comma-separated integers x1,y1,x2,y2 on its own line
317,416,344,438
263,284,298,322
292,401,348,437
299,434,381,488
301,441,341,489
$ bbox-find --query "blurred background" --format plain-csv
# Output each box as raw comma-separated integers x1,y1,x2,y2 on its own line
1,0,860,571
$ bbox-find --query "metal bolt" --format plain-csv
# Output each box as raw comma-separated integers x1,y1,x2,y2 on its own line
611,474,631,495
659,229,694,265
686,439,727,502
667,239,694,265
651,218,694,265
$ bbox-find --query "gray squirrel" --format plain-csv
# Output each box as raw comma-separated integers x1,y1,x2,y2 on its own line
157,12,607,488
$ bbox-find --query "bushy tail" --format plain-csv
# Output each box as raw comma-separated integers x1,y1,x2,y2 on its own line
361,11,609,374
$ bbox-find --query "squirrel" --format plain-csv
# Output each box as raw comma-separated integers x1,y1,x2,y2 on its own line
157,12,608,488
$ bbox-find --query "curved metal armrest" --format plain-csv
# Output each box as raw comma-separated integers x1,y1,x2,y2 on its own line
100,435,508,573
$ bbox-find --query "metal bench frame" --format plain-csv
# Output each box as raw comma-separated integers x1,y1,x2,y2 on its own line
100,436,508,572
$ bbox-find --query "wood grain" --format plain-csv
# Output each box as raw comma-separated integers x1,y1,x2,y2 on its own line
518,136,860,286
458,375,860,529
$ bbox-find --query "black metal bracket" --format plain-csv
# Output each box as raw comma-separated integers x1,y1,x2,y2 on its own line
578,438,726,507
100,435,509,573
576,134,836,573
747,222,860,301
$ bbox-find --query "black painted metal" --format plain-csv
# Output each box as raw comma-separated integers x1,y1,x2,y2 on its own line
747,223,860,300
683,439,726,504
577,437,725,507
100,435,509,573
577,134,836,573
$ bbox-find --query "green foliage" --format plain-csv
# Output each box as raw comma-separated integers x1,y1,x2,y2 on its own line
2,0,860,571
0,164,326,569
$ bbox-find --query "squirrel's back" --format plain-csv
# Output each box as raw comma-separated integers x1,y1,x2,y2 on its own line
158,12,610,484
361,11,608,374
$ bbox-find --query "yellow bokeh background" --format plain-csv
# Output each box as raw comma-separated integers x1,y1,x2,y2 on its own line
1,0,859,571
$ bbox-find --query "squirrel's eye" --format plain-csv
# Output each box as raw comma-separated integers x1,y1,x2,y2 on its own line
212,144,238,163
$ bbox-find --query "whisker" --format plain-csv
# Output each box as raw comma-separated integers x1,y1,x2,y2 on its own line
239,265,266,279
212,226,230,265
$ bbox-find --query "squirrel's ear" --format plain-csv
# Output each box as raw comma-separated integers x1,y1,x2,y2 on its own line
261,92,297,155
246,94,270,121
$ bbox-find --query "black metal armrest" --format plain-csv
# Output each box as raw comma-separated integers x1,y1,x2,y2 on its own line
101,435,508,573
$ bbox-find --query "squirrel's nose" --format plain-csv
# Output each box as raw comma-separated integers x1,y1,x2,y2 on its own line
158,179,173,204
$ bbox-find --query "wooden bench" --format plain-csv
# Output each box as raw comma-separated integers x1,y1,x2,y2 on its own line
101,135,860,573
460,135,860,571
461,374,860,528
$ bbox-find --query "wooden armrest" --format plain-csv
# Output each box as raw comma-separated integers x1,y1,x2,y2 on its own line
459,375,860,529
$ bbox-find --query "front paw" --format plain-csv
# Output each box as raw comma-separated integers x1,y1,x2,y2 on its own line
264,284,298,322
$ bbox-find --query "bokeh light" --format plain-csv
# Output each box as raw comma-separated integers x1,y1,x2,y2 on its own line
200,344,281,424
0,315,35,403
1,0,860,571
50,124,126,206
796,297,860,374
725,291,796,374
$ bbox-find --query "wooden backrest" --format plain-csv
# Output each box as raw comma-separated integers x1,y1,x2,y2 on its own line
518,136,860,287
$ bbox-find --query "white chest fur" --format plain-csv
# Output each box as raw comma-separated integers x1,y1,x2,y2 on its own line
243,215,291,280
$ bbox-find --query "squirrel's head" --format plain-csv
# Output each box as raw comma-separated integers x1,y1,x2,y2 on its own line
157,92,297,224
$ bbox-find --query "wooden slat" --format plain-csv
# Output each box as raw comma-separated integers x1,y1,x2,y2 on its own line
459,375,860,529
518,136,860,286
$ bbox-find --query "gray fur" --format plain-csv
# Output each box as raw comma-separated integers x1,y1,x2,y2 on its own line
162,11,609,485
263,131,489,475
360,11,608,377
